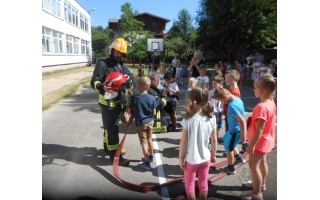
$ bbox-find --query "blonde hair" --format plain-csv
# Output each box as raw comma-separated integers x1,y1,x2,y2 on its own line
138,76,151,91
226,70,240,81
212,87,230,100
189,77,198,85
194,50,203,60
254,73,277,93
185,86,213,119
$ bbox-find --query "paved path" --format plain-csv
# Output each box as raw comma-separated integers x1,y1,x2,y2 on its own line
42,73,277,200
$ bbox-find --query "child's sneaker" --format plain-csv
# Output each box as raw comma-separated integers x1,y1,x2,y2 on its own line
141,155,155,163
148,155,155,163
234,154,247,164
138,161,151,170
242,180,266,191
219,165,236,174
240,192,263,200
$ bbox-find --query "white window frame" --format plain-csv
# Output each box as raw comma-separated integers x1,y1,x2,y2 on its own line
73,37,80,54
81,40,90,55
42,27,64,54
84,17,89,32
66,35,73,54
42,0,61,18
80,13,89,32
66,35,80,55
64,1,79,27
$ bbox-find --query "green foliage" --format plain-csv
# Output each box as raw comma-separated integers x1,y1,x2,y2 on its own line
165,37,187,58
117,2,153,65
166,9,196,59
196,0,277,61
124,31,153,64
118,2,145,34
91,26,113,61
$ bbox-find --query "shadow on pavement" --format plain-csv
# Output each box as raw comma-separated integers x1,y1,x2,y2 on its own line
42,143,139,193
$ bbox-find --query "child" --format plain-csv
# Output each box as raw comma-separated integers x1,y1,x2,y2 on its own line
181,63,189,86
157,64,167,90
151,64,160,77
240,74,277,200
128,77,157,170
251,62,261,81
163,72,179,131
222,70,246,163
196,64,210,89
185,77,198,106
212,63,223,78
239,65,246,88
209,76,224,143
175,63,182,85
213,87,246,174
138,65,142,77
179,86,217,200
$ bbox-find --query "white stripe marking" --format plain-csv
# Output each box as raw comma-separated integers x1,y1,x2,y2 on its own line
152,134,170,200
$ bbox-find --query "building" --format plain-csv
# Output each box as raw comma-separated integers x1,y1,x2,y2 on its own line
42,0,92,69
108,12,170,39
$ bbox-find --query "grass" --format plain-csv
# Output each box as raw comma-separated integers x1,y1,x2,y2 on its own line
42,64,150,111
42,65,94,80
42,66,93,111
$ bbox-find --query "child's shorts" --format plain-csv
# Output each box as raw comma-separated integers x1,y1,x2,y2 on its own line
223,130,240,152
163,97,177,115
136,121,154,145
214,112,223,129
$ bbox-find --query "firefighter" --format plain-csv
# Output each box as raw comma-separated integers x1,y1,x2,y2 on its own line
90,38,134,166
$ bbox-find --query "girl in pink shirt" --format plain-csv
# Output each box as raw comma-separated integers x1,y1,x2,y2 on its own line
240,74,277,200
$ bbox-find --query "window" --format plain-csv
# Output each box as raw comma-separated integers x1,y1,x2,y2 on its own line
42,0,61,17
81,40,90,55
73,37,79,54
42,27,64,54
80,14,89,32
66,35,73,54
64,1,79,26
84,17,88,32
66,35,80,55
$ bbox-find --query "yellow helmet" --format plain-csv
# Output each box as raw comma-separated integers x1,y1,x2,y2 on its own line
108,38,127,54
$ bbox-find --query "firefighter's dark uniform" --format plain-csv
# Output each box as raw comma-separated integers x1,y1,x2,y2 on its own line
148,84,177,132
90,57,133,161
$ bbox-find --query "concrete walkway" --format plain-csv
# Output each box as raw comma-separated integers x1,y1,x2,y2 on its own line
42,71,93,96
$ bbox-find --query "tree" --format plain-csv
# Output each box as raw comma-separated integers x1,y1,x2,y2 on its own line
165,37,187,58
91,26,113,61
124,31,153,64
166,9,196,59
117,2,152,65
118,3,144,34
196,0,277,61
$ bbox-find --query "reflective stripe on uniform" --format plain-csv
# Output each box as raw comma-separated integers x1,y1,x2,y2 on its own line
104,130,119,150
107,144,119,150
156,109,161,128
103,130,108,143
161,98,167,107
99,94,117,107
99,94,108,106
94,81,101,91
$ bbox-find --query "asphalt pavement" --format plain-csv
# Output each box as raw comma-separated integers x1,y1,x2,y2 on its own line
42,76,277,200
